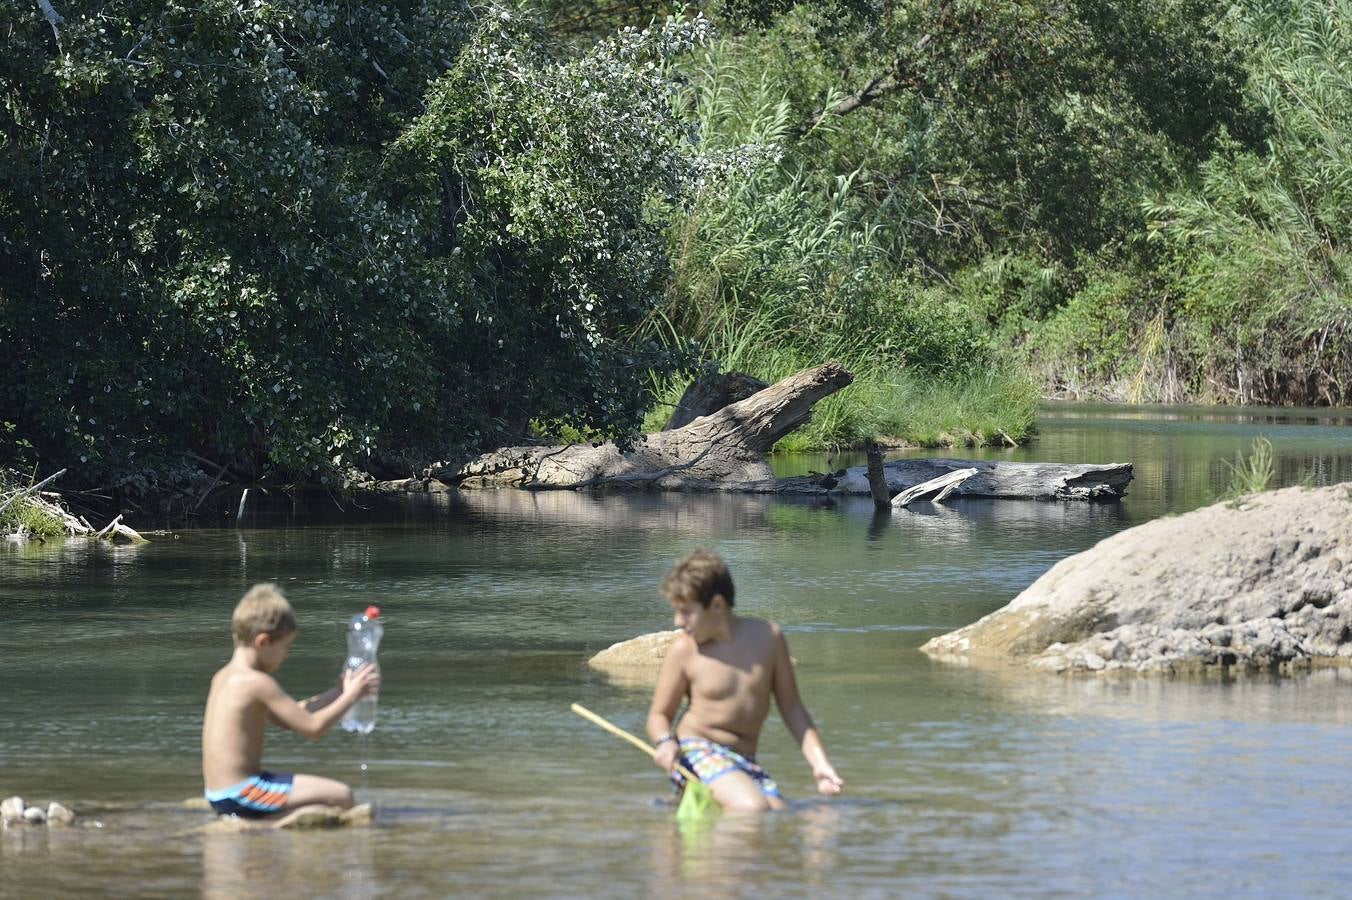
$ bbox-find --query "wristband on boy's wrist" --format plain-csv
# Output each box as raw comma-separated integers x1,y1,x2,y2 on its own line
655,733,675,748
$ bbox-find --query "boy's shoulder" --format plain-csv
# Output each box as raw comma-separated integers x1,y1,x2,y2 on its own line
210,661,278,698
738,616,782,640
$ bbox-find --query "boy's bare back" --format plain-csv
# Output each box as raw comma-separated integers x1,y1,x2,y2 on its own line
201,661,280,791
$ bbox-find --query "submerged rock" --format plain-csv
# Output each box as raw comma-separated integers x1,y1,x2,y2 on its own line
922,483,1352,674
588,630,681,680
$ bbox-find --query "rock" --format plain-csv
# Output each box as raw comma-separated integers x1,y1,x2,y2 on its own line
203,803,375,833
276,803,373,830
22,806,46,825
339,803,374,826
922,483,1352,674
1080,652,1107,671
1,796,24,822
46,802,76,827
588,630,682,683
587,630,795,685
274,806,345,830
180,797,212,810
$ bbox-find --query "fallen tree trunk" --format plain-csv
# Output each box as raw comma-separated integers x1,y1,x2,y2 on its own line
448,363,855,490
662,372,768,431
430,362,1133,501
766,458,1133,501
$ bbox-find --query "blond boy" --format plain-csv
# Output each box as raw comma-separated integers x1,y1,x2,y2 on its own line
647,549,843,812
201,584,379,818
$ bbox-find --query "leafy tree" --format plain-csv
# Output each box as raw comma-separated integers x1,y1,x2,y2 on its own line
0,1,706,493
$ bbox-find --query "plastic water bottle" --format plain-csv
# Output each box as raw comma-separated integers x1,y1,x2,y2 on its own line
341,605,383,734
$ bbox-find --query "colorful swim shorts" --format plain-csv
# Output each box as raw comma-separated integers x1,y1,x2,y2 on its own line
672,737,782,799
205,771,294,818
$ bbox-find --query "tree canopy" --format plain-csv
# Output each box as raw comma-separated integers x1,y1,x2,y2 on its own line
2,1,705,491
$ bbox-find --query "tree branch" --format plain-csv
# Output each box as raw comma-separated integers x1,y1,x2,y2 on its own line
35,0,64,50
795,74,901,136
792,0,955,137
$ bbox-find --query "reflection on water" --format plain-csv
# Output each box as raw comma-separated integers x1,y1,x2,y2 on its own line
3,405,1352,896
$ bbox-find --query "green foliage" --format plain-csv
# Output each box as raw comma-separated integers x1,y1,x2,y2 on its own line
1221,436,1276,501
645,1,1263,431
644,304,1037,450
658,33,1001,382
1145,0,1352,405
0,3,707,491
1023,270,1144,396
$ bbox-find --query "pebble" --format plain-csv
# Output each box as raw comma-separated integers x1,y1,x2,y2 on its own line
1,796,24,822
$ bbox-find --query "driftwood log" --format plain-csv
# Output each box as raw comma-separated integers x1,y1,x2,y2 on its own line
433,362,1133,501
769,458,1132,501
890,467,979,508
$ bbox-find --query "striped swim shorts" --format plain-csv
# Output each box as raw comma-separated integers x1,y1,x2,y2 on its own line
205,771,294,818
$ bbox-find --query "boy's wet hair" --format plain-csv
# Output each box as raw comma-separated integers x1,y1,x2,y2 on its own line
232,583,298,645
661,548,735,608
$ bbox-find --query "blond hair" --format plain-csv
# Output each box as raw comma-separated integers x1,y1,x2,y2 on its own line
660,548,735,608
232,583,297,645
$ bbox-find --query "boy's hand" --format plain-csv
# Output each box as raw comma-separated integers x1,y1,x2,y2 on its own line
341,662,381,698
653,739,679,774
813,762,844,795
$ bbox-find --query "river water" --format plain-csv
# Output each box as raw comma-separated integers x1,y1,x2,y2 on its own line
3,404,1352,897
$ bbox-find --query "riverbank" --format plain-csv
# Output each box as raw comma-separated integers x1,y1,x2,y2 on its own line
1,471,147,543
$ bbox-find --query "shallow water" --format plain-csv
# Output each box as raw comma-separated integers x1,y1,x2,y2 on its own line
4,405,1352,897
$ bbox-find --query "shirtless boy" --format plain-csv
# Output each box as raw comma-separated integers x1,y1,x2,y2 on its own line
647,549,844,812
201,583,379,818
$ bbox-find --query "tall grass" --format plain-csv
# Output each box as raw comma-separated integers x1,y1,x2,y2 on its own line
1142,0,1352,405
644,308,1038,449
645,38,1038,450
1220,436,1276,501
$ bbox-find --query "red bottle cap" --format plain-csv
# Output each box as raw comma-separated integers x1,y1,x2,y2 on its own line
364,605,381,619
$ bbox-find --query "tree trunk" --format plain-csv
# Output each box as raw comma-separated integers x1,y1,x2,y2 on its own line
449,362,854,490
661,372,768,431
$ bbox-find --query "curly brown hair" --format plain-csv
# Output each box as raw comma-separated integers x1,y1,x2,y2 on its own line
659,548,735,608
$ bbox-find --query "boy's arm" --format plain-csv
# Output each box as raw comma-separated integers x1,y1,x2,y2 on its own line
301,685,343,712
258,664,378,741
646,638,692,773
267,685,342,727
770,625,844,795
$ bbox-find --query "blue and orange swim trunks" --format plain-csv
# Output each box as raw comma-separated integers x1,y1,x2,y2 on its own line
205,772,294,818
671,737,782,799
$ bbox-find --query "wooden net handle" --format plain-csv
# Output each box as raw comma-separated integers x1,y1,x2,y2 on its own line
570,702,700,783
